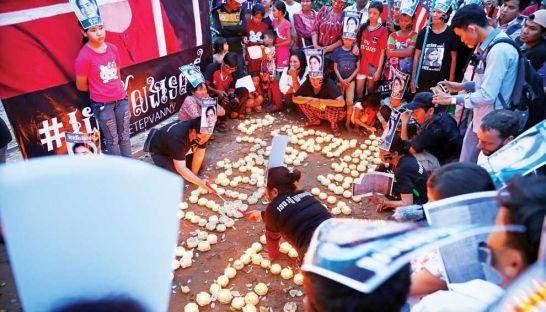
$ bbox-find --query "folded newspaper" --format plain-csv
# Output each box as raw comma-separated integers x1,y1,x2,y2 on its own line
301,218,523,294
352,172,395,199
478,120,546,188
423,191,500,284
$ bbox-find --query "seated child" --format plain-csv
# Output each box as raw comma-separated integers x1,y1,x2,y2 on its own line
352,94,380,134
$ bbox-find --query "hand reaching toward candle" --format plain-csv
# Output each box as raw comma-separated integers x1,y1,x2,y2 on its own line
246,210,262,222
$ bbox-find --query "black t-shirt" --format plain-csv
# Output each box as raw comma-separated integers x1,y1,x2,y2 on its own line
264,191,332,259
149,120,194,161
295,78,341,99
211,4,246,52
415,26,459,92
411,112,462,164
394,155,428,204
523,40,546,70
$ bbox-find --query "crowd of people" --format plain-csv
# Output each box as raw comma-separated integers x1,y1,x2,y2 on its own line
1,0,544,311
202,0,546,311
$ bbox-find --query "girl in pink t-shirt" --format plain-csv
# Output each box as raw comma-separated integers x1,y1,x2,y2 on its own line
75,24,131,157
272,1,292,78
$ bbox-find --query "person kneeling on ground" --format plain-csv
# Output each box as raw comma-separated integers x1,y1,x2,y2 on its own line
143,118,214,192
401,92,462,165
293,75,346,137
246,166,331,261
370,134,428,211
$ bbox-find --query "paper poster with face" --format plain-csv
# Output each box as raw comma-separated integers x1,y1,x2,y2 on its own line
343,11,363,39
65,130,101,156
200,97,218,134
399,0,419,16
391,69,409,100
305,49,324,78
478,120,546,188
69,0,102,29
379,107,404,151
301,218,509,294
180,64,205,88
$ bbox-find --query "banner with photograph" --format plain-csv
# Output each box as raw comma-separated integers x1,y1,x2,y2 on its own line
68,0,102,29
305,49,324,78
342,11,363,39
478,120,546,188
200,98,217,134
65,130,101,156
301,218,521,294
0,0,212,159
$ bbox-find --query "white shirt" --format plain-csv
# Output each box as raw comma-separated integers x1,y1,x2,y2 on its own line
284,1,302,35
411,279,504,312
279,67,308,95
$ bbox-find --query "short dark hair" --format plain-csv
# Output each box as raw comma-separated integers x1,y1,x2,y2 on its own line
213,36,228,54
252,3,265,16
223,51,239,68
505,0,531,11
264,29,277,41
369,1,384,13
480,110,521,140
497,175,546,264
303,264,411,312
266,166,301,194
428,162,495,200
389,134,411,155
451,4,489,29
363,93,381,109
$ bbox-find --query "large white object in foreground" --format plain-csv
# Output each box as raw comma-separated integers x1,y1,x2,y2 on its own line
0,156,182,312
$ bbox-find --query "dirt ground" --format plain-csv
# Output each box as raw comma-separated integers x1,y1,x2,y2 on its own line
164,110,390,311
0,109,390,312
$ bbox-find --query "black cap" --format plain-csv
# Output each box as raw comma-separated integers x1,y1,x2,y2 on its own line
405,92,434,111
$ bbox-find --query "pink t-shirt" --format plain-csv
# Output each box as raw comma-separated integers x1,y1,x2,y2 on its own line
273,19,291,71
74,43,126,103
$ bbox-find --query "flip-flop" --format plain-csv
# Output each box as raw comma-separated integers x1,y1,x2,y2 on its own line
332,128,342,137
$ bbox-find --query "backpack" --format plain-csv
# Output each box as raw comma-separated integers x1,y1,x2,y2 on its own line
485,38,546,131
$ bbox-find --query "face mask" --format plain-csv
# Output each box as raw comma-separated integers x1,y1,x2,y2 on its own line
478,242,504,285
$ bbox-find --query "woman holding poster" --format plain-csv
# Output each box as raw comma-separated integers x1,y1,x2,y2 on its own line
73,3,132,157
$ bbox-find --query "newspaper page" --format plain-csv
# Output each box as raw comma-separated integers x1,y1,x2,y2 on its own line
352,172,395,199
301,219,510,294
423,191,499,284
478,120,546,188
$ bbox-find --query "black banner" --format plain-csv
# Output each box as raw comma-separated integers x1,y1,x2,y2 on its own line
0,0,212,158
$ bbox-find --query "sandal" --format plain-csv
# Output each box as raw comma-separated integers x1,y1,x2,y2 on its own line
254,106,263,113
332,127,342,137
246,107,253,114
